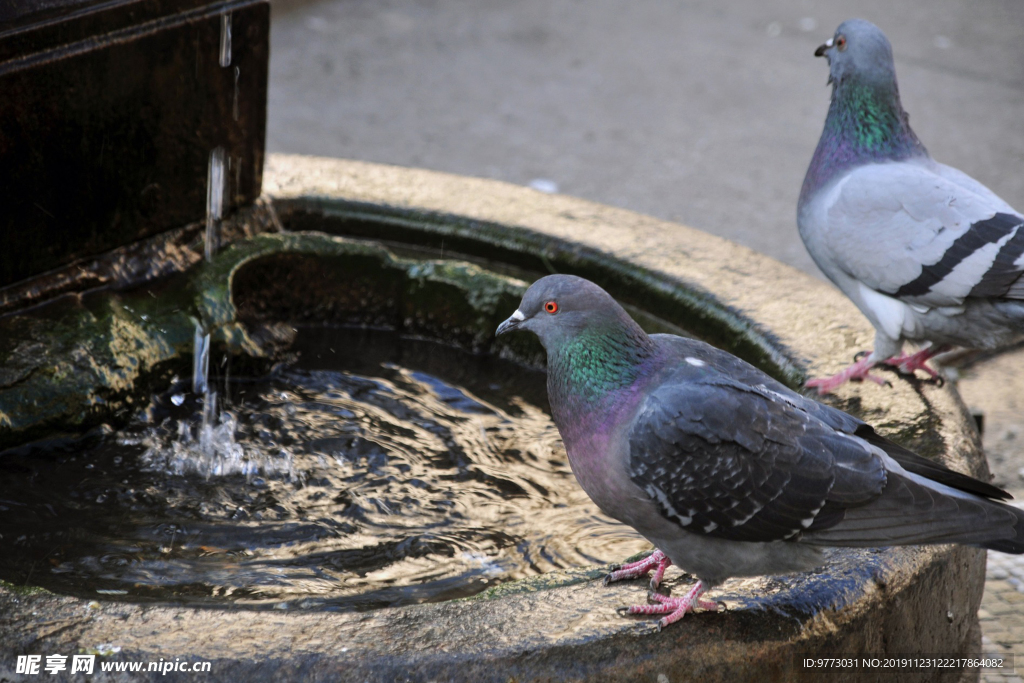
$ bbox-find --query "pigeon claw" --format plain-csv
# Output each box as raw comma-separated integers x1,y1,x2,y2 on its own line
806,355,887,394
604,549,672,588
881,346,948,381
623,581,716,630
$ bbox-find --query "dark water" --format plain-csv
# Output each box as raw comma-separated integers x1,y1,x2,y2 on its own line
0,327,647,610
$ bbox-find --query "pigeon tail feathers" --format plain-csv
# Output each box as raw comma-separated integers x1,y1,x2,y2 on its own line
801,469,1024,552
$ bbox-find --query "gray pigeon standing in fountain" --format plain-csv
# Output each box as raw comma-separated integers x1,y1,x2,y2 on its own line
496,274,1024,629
798,19,1024,393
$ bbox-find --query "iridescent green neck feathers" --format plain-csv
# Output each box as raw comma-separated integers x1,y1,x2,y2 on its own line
800,62,927,207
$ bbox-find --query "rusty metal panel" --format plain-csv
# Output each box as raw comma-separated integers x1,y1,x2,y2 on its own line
0,0,268,288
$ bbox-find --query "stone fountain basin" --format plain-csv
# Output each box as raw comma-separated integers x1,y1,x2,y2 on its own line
0,155,989,682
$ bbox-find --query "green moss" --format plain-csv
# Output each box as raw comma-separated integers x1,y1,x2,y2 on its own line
460,551,659,602
277,199,806,388
0,579,51,596
0,231,539,450
462,565,610,602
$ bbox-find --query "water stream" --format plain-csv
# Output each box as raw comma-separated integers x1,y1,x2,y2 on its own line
187,144,228,466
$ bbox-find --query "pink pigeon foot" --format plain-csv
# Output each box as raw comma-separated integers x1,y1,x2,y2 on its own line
881,345,949,379
624,581,718,630
805,354,889,394
604,549,672,589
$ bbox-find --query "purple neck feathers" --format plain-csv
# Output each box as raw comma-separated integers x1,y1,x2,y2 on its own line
799,75,927,208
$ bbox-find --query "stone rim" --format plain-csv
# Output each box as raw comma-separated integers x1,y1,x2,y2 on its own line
0,154,988,682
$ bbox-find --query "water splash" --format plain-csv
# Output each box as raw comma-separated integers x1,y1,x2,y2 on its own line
188,323,237,472
198,389,219,456
176,346,269,477
133,400,294,478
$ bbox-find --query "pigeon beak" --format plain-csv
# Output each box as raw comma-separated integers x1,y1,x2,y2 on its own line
496,309,526,336
814,37,833,57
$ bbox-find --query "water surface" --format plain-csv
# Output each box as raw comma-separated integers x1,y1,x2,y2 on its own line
0,327,648,610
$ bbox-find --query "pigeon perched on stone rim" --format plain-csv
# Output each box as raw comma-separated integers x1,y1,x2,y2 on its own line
497,274,1024,629
798,19,1024,394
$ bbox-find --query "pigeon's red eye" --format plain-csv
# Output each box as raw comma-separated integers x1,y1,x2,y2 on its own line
544,301,559,314
836,35,847,50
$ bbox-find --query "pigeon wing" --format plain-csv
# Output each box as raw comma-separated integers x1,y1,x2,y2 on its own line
655,334,1013,501
626,375,887,543
821,162,1024,306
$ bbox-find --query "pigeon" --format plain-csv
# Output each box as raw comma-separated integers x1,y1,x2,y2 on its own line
496,274,1024,629
798,19,1024,393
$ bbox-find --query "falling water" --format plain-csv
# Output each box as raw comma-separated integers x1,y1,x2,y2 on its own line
204,147,226,262
176,145,230,468
179,20,233,470
192,324,218,463
196,384,221,465
219,13,232,68
192,324,211,395
196,146,225,398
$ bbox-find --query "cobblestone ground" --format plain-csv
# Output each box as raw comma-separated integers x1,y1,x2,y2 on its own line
982,549,1024,682
959,348,1024,683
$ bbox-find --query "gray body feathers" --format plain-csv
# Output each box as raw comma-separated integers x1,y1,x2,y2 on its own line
620,336,1024,585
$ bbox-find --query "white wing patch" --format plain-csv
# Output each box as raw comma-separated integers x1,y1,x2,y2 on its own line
800,503,825,529
730,504,764,527
645,485,694,527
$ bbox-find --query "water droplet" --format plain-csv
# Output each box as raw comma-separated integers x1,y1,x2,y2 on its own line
765,21,782,38
171,394,185,406
798,17,817,32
